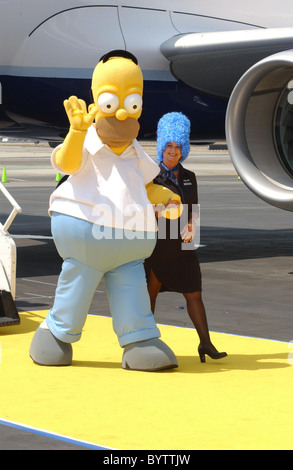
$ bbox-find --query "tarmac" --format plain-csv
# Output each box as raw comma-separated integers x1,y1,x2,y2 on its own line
0,141,292,450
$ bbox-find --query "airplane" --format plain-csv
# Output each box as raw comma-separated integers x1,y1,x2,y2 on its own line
1,0,293,210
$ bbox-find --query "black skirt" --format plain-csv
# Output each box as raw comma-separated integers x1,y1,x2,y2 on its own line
144,236,202,293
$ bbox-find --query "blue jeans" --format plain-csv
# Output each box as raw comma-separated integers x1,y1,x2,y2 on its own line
46,213,159,347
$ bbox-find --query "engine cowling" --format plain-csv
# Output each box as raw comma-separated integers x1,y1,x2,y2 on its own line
225,50,293,211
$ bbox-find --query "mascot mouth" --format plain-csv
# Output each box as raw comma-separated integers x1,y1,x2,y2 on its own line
96,116,140,147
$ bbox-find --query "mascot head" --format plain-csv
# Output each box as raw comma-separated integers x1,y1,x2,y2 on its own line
156,112,191,163
91,50,143,152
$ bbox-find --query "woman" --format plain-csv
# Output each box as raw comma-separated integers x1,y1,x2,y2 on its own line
145,112,227,363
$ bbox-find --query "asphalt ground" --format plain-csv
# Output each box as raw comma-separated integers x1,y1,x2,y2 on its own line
0,141,292,450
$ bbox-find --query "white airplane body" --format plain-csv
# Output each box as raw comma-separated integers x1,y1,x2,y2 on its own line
1,0,293,209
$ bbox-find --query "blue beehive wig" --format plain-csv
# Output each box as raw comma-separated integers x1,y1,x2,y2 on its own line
156,112,191,162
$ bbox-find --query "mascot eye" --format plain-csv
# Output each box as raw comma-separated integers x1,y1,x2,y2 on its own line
97,93,119,113
124,94,142,114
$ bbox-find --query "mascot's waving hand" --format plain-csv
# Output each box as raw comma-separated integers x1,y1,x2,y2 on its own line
30,50,181,371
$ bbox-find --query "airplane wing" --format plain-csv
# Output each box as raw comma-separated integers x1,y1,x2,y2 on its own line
161,28,293,97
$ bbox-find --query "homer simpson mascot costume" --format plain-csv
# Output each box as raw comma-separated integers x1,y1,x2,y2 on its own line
29,50,181,371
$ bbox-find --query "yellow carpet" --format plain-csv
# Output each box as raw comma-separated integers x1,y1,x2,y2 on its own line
0,310,292,450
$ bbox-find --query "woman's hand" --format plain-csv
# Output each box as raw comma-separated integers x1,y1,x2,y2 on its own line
180,218,197,242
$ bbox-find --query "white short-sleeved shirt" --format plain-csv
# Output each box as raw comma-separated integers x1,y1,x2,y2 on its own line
49,125,160,232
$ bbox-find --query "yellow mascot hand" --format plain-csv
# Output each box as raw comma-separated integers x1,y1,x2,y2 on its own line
64,96,97,132
55,96,98,174
146,182,183,220
160,196,183,220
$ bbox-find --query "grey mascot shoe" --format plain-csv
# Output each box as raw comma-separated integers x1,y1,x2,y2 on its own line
122,338,178,371
29,326,73,366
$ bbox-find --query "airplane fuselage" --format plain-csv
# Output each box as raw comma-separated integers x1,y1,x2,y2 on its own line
1,0,293,142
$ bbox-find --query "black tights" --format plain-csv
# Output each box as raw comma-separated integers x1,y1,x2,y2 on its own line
147,269,218,352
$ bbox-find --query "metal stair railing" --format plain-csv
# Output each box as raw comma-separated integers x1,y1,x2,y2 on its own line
0,181,22,299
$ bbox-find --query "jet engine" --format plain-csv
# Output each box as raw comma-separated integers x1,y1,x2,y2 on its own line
225,50,293,211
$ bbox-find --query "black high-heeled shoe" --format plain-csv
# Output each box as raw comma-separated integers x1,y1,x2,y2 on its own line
198,344,227,363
